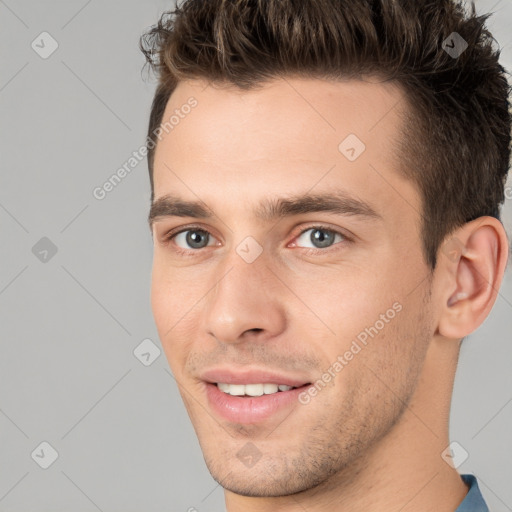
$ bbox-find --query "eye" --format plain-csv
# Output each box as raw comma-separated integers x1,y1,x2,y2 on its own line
171,228,217,250
162,224,350,256
293,226,347,250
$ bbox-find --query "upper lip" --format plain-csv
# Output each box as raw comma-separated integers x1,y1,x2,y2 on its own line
200,368,311,387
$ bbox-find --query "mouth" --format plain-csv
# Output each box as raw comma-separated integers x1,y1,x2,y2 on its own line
205,382,311,425
200,370,312,424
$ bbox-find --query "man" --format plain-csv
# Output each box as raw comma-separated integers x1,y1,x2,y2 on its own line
140,0,510,510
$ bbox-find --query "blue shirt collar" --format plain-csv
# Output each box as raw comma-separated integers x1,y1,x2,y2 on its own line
455,474,489,512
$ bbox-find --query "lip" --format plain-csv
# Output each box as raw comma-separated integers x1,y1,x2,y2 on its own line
205,382,310,424
200,368,310,387
200,368,311,425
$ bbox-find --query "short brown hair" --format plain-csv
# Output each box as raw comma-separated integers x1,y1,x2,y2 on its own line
139,0,511,269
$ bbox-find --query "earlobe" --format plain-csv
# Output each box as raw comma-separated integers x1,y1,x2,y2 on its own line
437,217,509,340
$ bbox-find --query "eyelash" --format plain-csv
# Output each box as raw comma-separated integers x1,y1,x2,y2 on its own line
162,224,352,257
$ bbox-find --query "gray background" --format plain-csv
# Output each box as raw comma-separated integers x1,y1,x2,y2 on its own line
0,0,511,510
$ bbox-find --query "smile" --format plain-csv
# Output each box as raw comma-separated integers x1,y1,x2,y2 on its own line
216,383,297,396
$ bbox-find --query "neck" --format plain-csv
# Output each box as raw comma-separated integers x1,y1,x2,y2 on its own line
225,336,469,512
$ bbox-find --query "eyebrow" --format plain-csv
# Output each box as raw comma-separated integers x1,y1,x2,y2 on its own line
148,191,383,227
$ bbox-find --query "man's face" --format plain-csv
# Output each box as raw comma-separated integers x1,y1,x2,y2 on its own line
150,77,437,497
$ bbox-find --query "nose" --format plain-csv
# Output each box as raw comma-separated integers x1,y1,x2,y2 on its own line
202,250,287,345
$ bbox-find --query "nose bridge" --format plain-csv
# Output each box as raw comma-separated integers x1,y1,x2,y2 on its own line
202,245,286,343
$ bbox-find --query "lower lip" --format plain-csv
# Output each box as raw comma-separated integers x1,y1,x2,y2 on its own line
205,383,309,424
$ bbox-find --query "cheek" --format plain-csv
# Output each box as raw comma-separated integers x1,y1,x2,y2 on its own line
286,260,419,381
150,263,196,369
290,263,399,333
150,255,195,326
150,265,172,331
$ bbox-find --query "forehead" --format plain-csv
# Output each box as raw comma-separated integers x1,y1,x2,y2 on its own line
152,77,420,228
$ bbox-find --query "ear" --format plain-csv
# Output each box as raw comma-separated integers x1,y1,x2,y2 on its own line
436,216,510,340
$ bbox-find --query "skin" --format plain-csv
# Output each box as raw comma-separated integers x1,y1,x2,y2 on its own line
149,77,509,511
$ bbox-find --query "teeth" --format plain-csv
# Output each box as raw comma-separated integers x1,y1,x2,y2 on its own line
228,384,245,396
263,383,278,394
245,384,264,396
217,383,297,396
217,383,230,393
